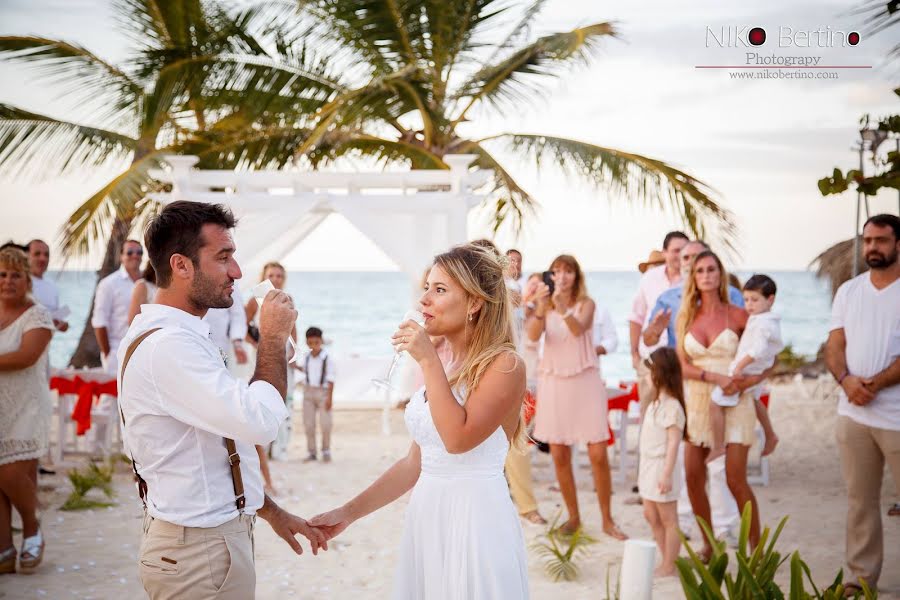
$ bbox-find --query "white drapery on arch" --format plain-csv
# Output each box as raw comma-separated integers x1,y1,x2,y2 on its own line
147,154,491,295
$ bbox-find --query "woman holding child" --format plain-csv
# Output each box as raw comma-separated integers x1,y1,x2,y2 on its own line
675,250,768,557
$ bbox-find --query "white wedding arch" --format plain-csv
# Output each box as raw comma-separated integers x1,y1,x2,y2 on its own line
148,154,491,295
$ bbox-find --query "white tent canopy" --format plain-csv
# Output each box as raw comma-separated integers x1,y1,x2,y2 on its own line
148,154,492,293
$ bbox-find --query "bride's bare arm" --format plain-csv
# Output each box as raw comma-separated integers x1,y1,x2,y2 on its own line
419,351,525,454
309,443,421,536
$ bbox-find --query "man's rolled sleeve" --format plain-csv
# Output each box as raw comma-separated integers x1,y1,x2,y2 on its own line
150,333,289,445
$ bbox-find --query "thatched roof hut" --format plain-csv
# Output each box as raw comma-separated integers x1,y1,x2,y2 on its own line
810,238,868,297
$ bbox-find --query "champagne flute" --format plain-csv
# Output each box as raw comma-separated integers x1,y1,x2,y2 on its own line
250,279,301,364
371,309,426,394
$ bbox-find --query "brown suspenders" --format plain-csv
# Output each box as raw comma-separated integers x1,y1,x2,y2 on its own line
119,328,245,512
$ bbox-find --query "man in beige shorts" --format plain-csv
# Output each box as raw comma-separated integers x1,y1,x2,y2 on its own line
117,201,327,599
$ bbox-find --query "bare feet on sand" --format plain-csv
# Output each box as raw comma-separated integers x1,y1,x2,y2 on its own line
555,518,581,535
705,446,726,464
603,521,628,541
762,432,779,457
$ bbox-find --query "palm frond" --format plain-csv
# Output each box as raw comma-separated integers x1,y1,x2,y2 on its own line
850,0,900,58
486,133,737,249
453,23,616,122
297,0,428,72
0,103,137,179
420,0,507,84
310,133,446,169
485,0,549,64
463,142,537,234
59,152,165,257
0,36,143,118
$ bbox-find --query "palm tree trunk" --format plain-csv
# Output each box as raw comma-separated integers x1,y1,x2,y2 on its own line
67,217,133,368
67,139,153,367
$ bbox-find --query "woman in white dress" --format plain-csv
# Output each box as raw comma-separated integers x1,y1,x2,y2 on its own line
0,246,54,574
311,244,529,599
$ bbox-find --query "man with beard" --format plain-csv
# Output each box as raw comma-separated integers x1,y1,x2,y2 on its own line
825,213,900,596
117,201,326,599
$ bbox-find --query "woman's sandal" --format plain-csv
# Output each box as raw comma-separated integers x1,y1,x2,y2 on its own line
0,547,16,575
888,502,900,517
18,529,44,574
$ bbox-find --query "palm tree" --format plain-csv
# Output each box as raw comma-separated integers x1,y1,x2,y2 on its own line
192,0,734,241
0,0,333,365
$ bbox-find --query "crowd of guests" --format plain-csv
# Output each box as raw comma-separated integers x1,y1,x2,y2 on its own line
497,214,898,587
0,236,337,575
0,212,897,592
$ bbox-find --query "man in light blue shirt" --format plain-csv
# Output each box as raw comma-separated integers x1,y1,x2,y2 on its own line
642,241,744,349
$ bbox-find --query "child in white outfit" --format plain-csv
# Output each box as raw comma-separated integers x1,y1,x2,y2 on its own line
708,274,784,463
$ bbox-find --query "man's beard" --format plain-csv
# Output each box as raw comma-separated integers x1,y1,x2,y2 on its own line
189,270,233,310
865,248,898,270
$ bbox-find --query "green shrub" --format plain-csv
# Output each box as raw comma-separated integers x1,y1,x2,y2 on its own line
676,503,876,599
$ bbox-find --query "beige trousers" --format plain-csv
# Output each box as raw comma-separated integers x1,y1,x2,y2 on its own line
836,416,900,589
139,513,256,600
303,385,333,455
505,445,538,515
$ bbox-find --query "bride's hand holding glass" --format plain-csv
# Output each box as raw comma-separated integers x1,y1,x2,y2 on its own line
391,318,435,364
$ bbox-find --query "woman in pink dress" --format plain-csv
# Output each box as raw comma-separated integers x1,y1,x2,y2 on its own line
526,254,627,540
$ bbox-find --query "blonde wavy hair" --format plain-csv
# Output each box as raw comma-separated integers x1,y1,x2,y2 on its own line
548,254,588,310
0,247,32,293
432,244,526,449
675,250,730,354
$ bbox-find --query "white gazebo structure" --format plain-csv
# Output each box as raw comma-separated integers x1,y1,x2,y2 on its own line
147,155,492,416
148,154,491,295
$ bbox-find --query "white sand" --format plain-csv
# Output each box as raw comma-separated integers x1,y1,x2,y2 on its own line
3,380,899,599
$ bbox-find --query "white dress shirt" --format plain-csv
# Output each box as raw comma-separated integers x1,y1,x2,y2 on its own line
30,275,60,315
92,266,137,372
731,312,783,375
116,304,289,527
628,264,680,358
593,304,618,379
302,349,335,388
203,288,249,356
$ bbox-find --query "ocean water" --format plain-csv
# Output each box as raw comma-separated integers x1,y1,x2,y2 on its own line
46,270,833,384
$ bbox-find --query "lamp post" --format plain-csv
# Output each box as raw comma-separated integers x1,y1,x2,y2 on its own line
853,125,890,276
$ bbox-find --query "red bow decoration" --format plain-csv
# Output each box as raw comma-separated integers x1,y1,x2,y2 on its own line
50,376,118,435
606,381,640,446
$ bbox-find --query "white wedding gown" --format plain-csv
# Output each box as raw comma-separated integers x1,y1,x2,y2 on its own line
394,386,530,599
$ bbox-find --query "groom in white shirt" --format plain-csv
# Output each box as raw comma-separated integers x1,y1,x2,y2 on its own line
118,200,326,599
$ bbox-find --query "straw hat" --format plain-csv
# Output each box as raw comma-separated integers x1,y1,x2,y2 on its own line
638,250,666,273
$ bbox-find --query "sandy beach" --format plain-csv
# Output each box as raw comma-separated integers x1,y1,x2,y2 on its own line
3,379,899,600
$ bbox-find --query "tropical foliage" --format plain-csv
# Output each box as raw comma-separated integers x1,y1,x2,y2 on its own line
1,0,734,364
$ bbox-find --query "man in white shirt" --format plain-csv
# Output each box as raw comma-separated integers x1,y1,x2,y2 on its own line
118,201,326,599
27,239,68,332
203,287,249,369
628,231,688,409
825,214,900,594
92,239,142,373
592,303,618,380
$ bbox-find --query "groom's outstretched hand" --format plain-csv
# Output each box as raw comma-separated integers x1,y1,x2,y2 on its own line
309,506,353,541
258,495,329,555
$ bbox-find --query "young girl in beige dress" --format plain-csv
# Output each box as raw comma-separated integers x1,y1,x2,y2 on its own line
639,346,686,577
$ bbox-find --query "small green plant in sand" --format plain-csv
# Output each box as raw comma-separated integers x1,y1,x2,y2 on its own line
61,460,116,511
531,512,598,582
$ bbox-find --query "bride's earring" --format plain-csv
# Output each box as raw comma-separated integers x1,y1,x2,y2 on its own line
468,313,474,322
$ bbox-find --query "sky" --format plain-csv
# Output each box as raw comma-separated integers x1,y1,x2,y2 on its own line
1,0,899,272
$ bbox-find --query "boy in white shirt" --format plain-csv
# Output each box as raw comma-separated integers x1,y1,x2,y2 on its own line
300,327,335,463
708,274,783,464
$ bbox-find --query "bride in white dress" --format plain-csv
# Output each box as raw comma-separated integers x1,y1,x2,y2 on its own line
311,244,530,599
